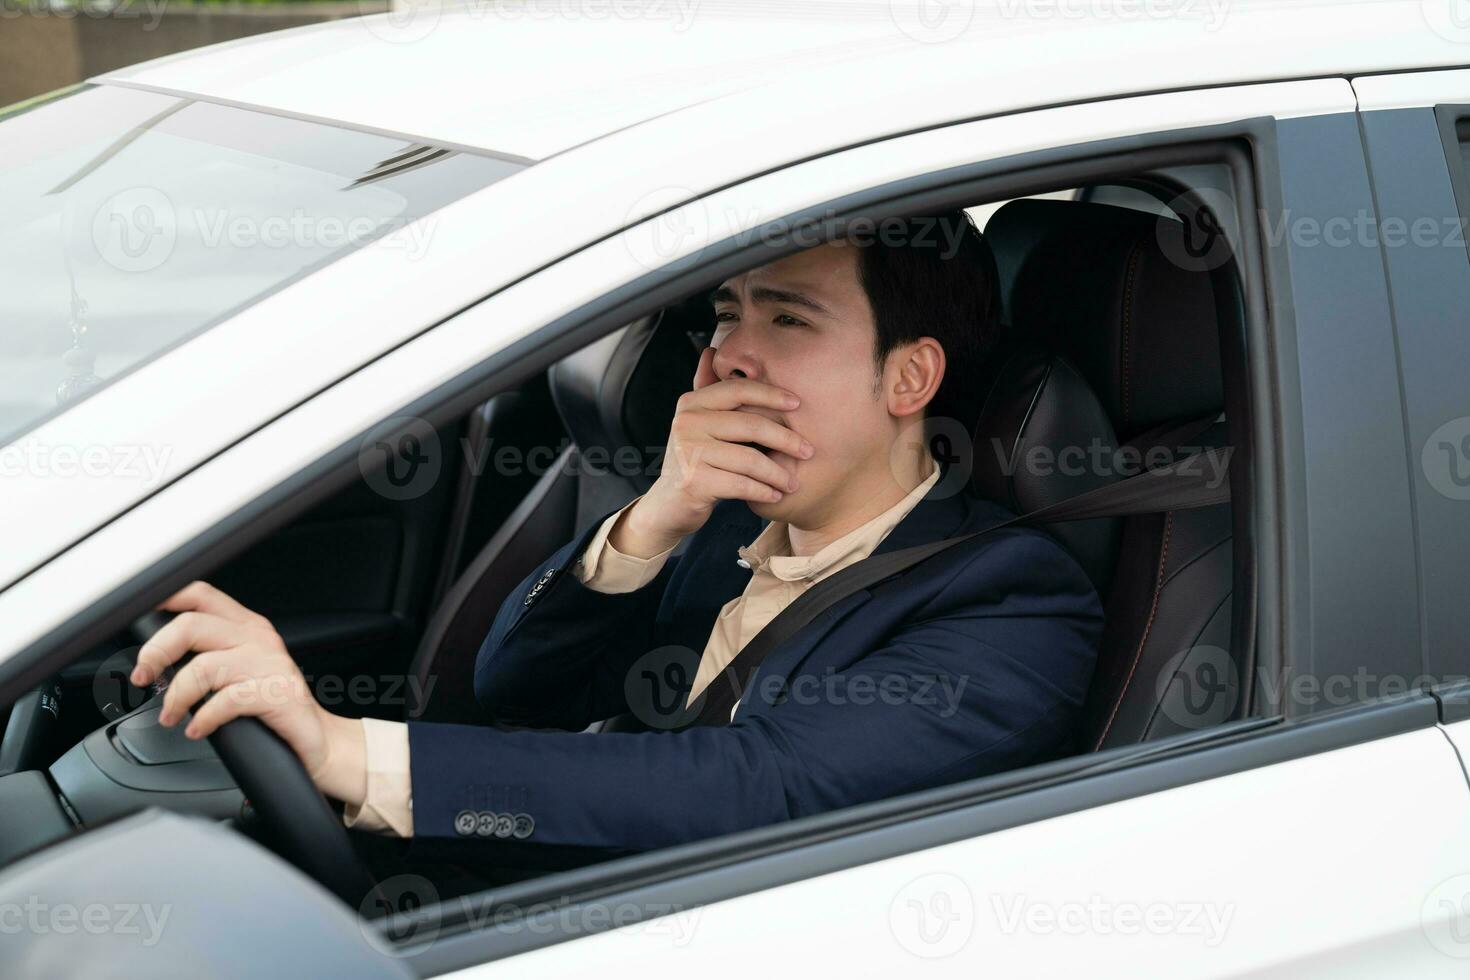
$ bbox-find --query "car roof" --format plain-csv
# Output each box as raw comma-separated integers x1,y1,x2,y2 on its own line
96,0,1469,161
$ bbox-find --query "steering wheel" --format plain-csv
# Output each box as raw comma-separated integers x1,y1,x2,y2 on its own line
209,715,380,908
132,614,380,909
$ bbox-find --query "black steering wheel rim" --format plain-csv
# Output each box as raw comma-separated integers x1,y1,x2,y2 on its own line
208,715,381,909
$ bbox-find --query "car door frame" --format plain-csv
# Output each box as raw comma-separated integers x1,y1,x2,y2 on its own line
1350,66,1470,709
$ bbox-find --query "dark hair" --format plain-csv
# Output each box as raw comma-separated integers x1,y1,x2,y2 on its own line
851,210,1000,428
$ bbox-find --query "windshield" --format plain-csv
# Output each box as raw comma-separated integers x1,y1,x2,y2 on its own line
0,85,524,446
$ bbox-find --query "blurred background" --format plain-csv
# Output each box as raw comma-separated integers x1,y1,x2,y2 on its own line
1,0,390,107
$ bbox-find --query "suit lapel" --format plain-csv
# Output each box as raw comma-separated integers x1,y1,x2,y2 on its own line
733,477,981,717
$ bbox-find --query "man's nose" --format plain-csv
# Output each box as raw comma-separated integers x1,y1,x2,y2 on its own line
712,330,761,382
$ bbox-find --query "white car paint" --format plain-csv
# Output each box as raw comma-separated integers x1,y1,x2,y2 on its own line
449,729,1470,978
1354,64,1470,110
93,1,1466,161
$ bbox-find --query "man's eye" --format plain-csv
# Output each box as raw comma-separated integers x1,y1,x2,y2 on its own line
775,314,806,327
714,311,737,322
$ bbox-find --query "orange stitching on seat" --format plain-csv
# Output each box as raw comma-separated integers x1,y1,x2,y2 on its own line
1093,510,1173,751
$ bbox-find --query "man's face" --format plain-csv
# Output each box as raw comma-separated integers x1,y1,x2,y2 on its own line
709,242,905,527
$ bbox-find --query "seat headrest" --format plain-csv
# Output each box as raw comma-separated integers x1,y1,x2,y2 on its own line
547,307,702,495
987,198,1224,441
969,341,1122,596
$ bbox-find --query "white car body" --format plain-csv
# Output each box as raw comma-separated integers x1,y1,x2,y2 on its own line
4,1,1470,976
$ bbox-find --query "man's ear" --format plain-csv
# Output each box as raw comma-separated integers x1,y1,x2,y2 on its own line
886,337,945,418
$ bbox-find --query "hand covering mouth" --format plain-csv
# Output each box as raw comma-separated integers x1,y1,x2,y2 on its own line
734,407,790,458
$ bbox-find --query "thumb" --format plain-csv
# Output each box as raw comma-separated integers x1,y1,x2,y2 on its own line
692,345,718,389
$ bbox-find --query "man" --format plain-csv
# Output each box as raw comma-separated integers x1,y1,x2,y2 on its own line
130,212,1103,857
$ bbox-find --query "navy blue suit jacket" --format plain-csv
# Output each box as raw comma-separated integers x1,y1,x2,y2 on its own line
405,481,1102,856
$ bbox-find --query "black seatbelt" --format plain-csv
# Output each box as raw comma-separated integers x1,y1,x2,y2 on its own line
685,445,1234,727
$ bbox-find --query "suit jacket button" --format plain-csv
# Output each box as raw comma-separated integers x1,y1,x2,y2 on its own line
524,567,557,605
476,811,498,837
453,810,477,837
493,813,515,839
512,813,535,839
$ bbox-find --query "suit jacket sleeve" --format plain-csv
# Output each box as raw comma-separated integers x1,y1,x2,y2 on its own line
414,528,1101,853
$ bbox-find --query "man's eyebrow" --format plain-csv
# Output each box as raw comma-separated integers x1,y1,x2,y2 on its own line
749,286,833,316
708,284,835,317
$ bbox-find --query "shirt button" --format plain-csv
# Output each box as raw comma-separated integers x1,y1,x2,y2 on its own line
736,557,751,570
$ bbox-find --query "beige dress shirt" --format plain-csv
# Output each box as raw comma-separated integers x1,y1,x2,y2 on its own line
344,463,940,837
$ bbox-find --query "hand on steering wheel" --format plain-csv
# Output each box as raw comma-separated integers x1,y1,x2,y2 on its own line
131,582,378,907
131,583,329,774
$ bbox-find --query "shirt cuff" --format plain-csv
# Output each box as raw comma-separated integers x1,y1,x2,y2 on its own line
341,717,414,838
576,497,677,594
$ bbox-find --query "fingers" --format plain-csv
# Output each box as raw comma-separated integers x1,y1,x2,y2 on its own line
131,611,258,687
700,411,815,460
180,684,260,740
692,346,718,389
679,377,800,414
158,580,268,629
158,650,230,726
677,440,798,494
696,467,787,505
157,648,311,735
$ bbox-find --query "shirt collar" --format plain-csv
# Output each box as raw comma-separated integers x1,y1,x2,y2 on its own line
736,464,941,583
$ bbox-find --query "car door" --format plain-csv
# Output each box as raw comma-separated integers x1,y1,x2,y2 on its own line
395,79,1470,978
1353,63,1470,887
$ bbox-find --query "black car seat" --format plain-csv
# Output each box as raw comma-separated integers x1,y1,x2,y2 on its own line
405,302,703,723
986,197,1239,750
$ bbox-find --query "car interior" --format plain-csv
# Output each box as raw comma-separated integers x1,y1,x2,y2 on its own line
0,171,1251,924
